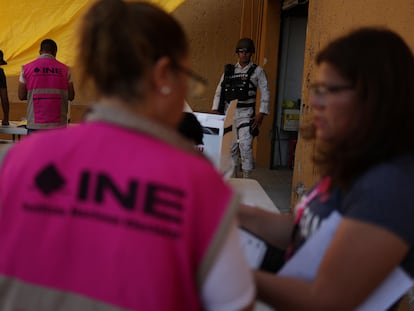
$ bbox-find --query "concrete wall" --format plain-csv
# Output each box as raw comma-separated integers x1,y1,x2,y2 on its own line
173,0,243,112
292,0,414,206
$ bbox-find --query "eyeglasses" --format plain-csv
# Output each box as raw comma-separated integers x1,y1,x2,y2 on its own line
236,48,252,54
309,83,354,97
175,65,208,97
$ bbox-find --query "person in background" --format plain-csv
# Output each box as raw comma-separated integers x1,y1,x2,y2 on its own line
0,1,254,311
0,50,9,125
18,39,75,133
211,38,270,178
239,27,414,310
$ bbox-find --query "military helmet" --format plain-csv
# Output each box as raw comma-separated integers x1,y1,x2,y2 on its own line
235,38,255,53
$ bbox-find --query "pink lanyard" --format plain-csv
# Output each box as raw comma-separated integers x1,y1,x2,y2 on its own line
285,176,331,259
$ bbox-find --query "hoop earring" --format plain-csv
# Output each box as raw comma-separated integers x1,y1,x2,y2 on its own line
160,86,171,95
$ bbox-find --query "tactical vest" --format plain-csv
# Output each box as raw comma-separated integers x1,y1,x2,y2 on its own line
218,64,257,113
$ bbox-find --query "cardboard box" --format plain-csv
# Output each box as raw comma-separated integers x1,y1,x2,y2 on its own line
282,109,300,131
193,100,236,178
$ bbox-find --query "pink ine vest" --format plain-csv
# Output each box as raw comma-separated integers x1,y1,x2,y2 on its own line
0,122,234,311
23,56,70,129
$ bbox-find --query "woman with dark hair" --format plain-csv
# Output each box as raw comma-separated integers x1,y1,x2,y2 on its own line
239,27,414,310
0,1,254,310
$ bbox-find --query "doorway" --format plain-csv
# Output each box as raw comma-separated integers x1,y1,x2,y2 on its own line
271,3,308,169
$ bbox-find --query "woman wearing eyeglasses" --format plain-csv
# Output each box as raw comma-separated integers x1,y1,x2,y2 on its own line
0,1,254,310
239,27,414,310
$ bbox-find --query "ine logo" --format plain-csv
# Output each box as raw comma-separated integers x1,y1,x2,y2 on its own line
31,164,186,230
33,67,63,75
35,164,66,195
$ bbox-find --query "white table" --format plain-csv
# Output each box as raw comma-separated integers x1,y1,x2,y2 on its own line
0,121,28,141
228,178,279,214
228,178,278,311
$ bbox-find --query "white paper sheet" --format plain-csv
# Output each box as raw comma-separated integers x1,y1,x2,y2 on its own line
239,228,267,268
278,211,413,311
